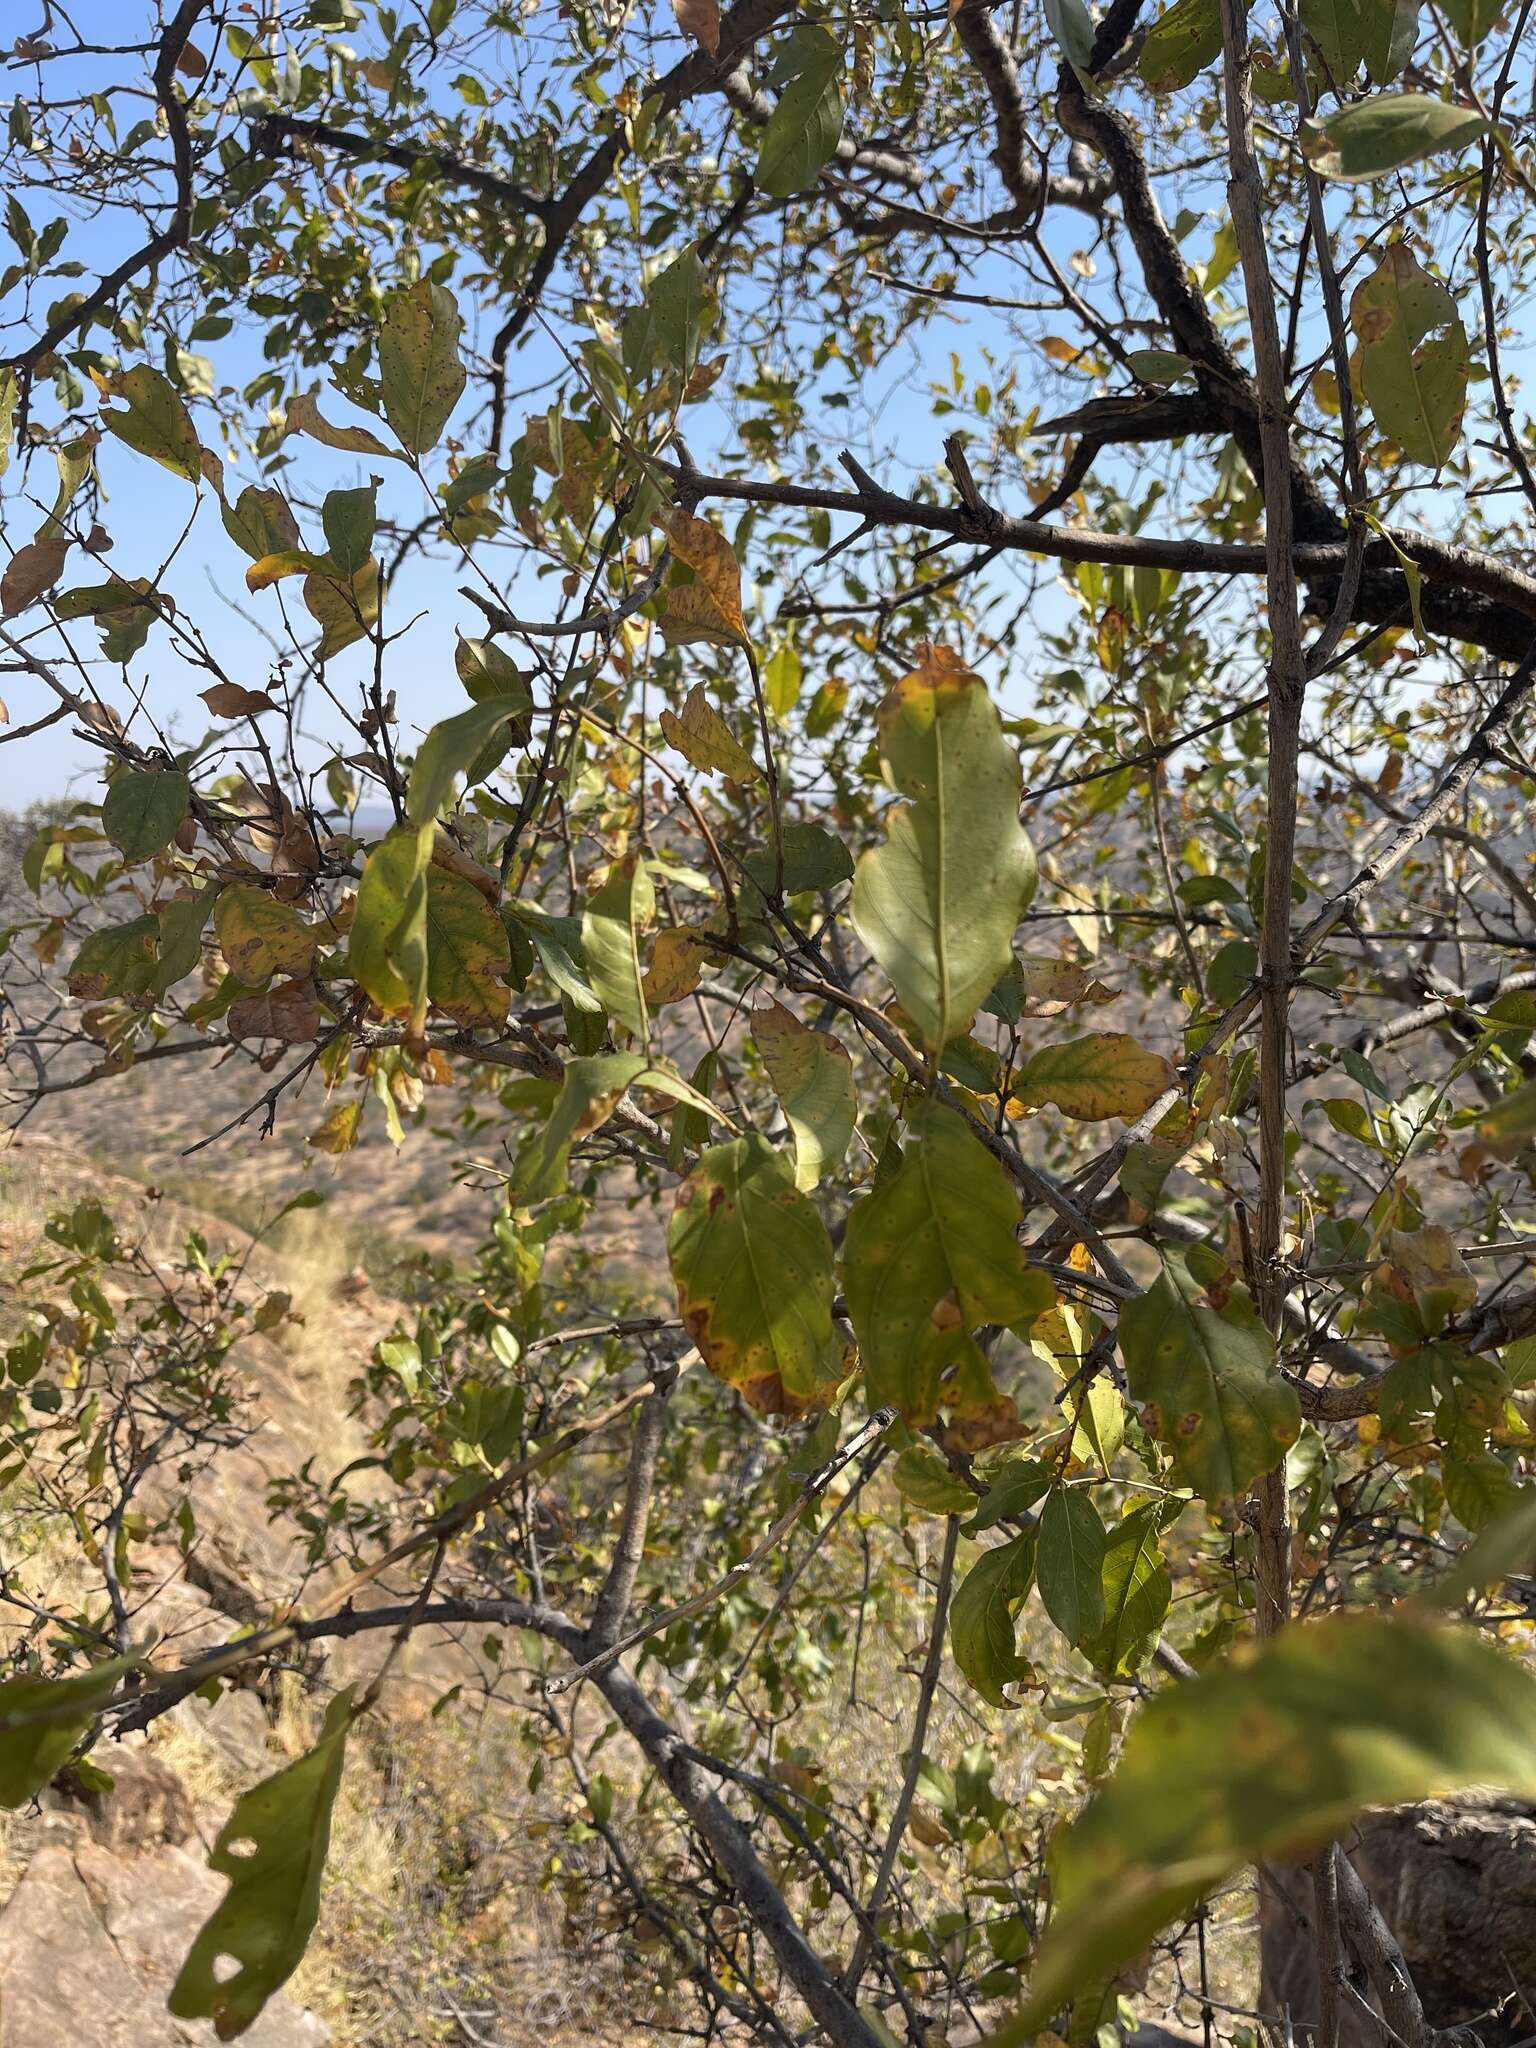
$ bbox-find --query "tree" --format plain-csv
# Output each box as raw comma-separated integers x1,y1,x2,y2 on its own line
4,0,1536,2041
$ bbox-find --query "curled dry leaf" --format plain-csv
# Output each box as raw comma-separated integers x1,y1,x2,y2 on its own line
201,682,279,719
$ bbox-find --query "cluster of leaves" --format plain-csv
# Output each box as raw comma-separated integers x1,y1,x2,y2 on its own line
5,0,1536,2042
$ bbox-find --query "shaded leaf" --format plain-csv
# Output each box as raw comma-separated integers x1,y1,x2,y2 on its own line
517,1052,722,1202
101,768,189,864
843,1101,1052,1427
1006,1617,1536,2039
228,979,322,1044
0,1653,145,1809
672,0,721,53
670,1133,845,1415
1,533,70,615
755,25,843,198
1037,1488,1107,1647
893,1444,975,1515
643,926,709,1006
67,914,160,1000
201,683,279,719
284,389,400,463
1118,1268,1301,1500
950,1533,1037,1707
303,557,380,658
1082,1502,1174,1680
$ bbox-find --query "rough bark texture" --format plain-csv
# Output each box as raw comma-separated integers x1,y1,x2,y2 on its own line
1262,1798,1536,2044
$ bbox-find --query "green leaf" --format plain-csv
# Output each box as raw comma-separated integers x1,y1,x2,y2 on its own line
379,279,466,454
751,999,855,1190
425,870,510,1028
154,886,217,993
1082,1502,1174,1679
516,1051,720,1202
101,768,189,864
1044,0,1096,72
0,1653,145,1807
851,650,1036,1050
1422,1487,1536,1608
1299,0,1368,80
743,821,853,900
670,1133,845,1415
321,483,379,579
220,484,301,563
649,245,705,376
1138,0,1222,92
1005,1616,1536,2040
1444,1448,1521,1531
1015,1031,1178,1122
892,1443,976,1515
966,1457,1053,1533
1302,93,1487,181
1440,0,1497,46
1349,243,1468,469
170,1688,355,2039
843,1101,1053,1428
582,854,654,1042
98,364,204,481
1118,1268,1301,1501
1125,348,1195,385
1363,0,1420,80
1037,1489,1107,1647
214,886,319,986
755,26,843,198
66,914,160,1000
505,901,600,1012
407,697,529,825
949,1533,1036,1707
348,825,434,1028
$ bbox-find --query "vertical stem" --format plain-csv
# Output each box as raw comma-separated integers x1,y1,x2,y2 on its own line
1217,0,1302,1643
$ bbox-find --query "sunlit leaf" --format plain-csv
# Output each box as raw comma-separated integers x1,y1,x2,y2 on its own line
97,364,203,481
425,869,510,1028
582,853,654,1042
751,998,855,1190
214,886,319,986
1349,243,1468,468
379,279,466,454
348,824,434,1030
1014,1032,1177,1122
852,648,1036,1050
170,1688,355,2040
659,682,760,781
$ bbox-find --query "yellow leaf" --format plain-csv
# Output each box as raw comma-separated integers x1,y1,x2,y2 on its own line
1015,1032,1178,1122
656,506,748,646
643,927,709,1005
658,683,760,781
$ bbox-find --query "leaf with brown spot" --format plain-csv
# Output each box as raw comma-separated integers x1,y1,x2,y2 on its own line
1015,1032,1177,1122
655,508,748,647
643,927,709,1006
670,1133,844,1416
425,868,510,1029
228,979,323,1043
751,998,855,1190
1117,1266,1300,1501
214,885,319,986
